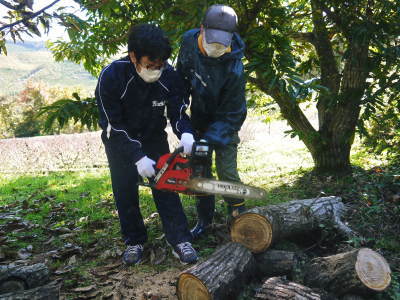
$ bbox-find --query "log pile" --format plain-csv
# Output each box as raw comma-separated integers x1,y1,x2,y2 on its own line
0,263,60,299
230,196,353,253
177,243,255,300
177,197,392,300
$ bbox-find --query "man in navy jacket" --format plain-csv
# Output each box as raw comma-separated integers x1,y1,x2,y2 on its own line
95,24,197,265
177,5,247,239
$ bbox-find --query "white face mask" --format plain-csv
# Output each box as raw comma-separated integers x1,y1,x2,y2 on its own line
135,65,163,83
203,35,229,58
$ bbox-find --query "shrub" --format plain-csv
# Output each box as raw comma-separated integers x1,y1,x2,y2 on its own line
0,81,95,138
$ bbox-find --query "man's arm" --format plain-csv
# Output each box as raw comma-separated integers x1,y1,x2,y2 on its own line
204,66,247,146
164,69,194,139
96,65,145,163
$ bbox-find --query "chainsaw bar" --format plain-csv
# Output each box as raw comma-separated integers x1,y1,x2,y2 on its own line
186,178,266,200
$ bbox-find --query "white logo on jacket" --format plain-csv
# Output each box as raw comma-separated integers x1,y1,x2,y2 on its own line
152,100,165,107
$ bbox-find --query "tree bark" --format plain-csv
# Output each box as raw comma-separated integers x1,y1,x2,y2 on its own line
303,248,391,295
309,139,353,175
0,281,60,300
0,263,49,293
177,242,255,300
254,277,322,300
230,196,352,253
254,250,299,278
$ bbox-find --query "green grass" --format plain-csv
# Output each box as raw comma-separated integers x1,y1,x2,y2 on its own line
0,144,399,299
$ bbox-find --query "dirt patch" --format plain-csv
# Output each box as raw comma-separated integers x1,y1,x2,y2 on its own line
60,262,181,300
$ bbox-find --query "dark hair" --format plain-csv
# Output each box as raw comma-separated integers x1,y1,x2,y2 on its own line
127,24,172,62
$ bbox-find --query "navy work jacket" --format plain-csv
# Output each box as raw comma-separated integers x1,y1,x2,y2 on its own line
95,56,193,163
177,29,247,146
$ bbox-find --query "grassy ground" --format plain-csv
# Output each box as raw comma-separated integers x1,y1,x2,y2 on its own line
0,120,399,299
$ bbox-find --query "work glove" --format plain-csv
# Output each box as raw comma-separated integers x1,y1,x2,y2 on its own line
179,132,195,155
135,156,156,178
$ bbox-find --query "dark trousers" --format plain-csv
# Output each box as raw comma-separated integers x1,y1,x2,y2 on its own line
102,133,191,246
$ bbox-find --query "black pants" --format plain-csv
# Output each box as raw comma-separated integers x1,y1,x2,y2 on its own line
102,133,191,246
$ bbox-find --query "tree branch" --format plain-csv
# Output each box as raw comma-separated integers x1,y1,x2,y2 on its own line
290,32,316,45
0,0,61,31
310,0,341,131
248,75,318,149
238,0,265,33
0,0,15,10
313,0,348,35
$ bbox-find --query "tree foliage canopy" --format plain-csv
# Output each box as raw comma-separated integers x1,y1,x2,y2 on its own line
7,0,400,174
0,0,63,54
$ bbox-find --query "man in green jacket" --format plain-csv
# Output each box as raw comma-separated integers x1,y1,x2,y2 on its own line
177,4,247,239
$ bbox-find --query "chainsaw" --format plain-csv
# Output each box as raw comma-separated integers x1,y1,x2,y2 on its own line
139,140,266,200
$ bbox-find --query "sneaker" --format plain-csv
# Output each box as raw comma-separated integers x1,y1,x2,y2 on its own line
122,244,143,265
172,242,198,264
190,220,212,240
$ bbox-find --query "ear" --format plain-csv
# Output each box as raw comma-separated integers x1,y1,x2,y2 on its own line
128,51,137,64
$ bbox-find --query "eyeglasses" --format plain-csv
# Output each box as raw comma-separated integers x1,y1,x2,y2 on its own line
139,62,166,71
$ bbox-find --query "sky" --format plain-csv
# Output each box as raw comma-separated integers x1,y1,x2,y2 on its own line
0,0,83,42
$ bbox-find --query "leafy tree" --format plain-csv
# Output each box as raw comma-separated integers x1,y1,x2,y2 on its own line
0,0,61,54
44,0,400,174
38,92,98,133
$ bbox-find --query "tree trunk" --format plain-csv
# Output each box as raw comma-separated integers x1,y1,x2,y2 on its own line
309,139,353,174
230,196,352,253
0,263,49,293
0,281,60,300
254,250,298,278
254,277,322,300
303,248,391,295
177,242,255,300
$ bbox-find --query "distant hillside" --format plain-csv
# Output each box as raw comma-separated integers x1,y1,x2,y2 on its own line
0,41,97,97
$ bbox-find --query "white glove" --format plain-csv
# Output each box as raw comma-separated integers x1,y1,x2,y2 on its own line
179,133,195,155
135,156,156,178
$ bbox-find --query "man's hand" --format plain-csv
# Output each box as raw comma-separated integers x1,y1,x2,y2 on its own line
179,133,195,155
135,156,156,178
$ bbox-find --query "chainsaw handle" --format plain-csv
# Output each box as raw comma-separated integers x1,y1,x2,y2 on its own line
172,146,184,155
165,146,184,164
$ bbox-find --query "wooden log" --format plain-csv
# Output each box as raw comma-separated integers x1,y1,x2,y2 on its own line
254,277,321,300
254,250,298,278
0,281,60,300
177,242,255,300
303,248,391,295
0,263,49,293
231,196,352,253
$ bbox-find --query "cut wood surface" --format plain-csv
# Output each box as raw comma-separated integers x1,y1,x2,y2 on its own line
231,196,352,253
254,250,298,278
177,242,255,300
0,281,60,300
0,263,49,294
304,248,391,295
254,277,321,300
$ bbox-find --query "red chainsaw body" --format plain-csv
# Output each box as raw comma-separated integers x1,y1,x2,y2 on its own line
154,153,192,193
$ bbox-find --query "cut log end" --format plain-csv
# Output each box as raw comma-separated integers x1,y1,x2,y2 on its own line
177,273,211,300
355,248,391,291
231,213,272,253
